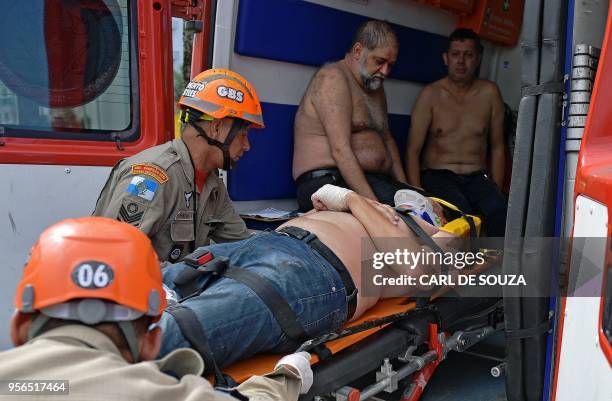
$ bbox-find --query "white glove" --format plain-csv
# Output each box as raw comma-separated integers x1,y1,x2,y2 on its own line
311,184,354,211
275,351,313,394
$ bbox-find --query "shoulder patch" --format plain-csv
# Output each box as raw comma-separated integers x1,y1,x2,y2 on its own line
118,199,147,226
131,164,169,184
127,176,159,201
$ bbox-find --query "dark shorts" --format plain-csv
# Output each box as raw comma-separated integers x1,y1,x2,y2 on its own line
158,231,351,367
421,169,508,237
295,168,423,211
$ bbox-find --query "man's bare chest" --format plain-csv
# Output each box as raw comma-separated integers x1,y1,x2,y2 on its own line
432,95,490,132
350,91,386,134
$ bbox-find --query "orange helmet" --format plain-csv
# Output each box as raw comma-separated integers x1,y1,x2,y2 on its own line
15,217,166,323
178,68,264,129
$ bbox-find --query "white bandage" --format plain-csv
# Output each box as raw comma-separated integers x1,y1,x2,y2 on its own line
311,184,354,211
275,351,313,394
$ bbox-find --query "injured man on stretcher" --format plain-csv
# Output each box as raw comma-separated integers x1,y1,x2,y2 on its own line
158,184,482,369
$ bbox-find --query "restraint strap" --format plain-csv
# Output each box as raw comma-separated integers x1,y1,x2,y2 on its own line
223,267,308,344
521,82,564,97
173,257,229,298
505,317,552,340
395,209,449,274
165,304,229,387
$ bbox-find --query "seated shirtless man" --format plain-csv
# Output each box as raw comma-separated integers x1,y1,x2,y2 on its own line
158,186,471,368
293,20,421,211
405,28,507,236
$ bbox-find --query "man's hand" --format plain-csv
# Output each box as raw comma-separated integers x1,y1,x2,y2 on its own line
275,352,313,394
362,197,400,226
311,184,354,211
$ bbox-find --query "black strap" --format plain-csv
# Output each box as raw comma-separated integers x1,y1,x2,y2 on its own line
311,344,333,361
223,267,308,344
505,317,552,340
173,257,229,298
395,209,449,274
462,214,478,254
521,82,564,97
165,304,229,387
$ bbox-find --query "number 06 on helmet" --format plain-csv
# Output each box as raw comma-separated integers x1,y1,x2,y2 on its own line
14,217,166,327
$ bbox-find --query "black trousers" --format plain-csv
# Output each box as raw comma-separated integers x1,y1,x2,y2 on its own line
295,168,421,212
421,169,508,237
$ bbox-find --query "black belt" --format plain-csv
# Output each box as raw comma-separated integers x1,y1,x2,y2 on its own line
295,168,342,187
277,226,358,319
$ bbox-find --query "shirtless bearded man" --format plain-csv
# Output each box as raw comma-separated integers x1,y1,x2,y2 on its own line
293,20,418,212
405,28,507,237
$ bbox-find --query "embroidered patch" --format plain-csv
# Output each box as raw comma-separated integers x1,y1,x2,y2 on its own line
169,246,183,262
126,176,159,201
118,201,145,226
131,164,169,184
184,191,193,208
126,202,139,214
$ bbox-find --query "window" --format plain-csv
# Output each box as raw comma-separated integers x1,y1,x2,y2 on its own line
0,0,137,141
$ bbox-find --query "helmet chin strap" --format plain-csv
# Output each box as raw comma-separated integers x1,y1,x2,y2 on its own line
189,119,245,170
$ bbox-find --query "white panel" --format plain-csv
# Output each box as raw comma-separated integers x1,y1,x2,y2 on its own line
234,52,422,114
0,165,111,350
304,0,458,36
212,0,238,69
573,0,609,51
555,195,612,401
482,44,523,109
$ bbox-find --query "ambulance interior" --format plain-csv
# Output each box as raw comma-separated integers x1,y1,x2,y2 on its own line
0,0,610,400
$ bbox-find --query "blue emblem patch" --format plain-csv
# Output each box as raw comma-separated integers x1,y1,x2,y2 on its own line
126,176,159,201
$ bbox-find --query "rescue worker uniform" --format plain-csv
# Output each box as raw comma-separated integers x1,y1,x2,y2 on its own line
93,138,250,263
0,325,303,401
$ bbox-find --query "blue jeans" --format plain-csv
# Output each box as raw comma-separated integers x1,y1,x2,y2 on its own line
158,231,349,367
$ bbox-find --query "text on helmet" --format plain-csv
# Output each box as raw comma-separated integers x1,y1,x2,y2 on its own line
217,86,244,103
182,82,206,98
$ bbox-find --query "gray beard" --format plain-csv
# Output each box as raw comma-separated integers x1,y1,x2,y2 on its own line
360,64,384,92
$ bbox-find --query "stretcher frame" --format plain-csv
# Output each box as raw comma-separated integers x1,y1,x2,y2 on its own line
219,212,505,401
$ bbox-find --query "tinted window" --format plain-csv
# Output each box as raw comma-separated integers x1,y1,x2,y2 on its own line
0,0,136,139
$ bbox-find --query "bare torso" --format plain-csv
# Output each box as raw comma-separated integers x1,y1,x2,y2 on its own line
293,61,393,178
422,78,495,174
276,208,454,321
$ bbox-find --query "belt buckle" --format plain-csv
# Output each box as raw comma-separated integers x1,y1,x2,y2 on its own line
276,230,291,238
280,226,310,241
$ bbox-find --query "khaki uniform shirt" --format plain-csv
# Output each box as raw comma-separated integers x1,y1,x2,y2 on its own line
94,139,250,262
0,325,302,401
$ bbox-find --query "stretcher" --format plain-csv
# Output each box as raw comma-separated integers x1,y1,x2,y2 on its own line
218,210,505,401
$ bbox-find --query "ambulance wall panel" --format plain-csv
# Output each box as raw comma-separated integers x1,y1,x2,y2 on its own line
0,165,111,350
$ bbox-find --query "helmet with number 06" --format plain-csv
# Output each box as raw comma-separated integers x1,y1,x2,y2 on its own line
14,217,166,325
